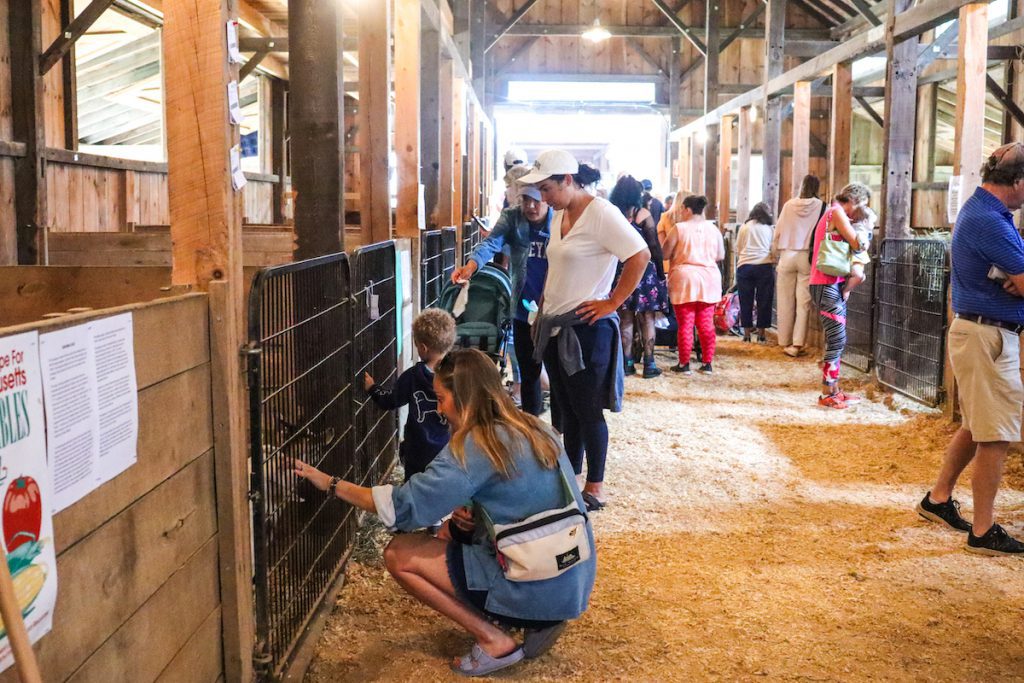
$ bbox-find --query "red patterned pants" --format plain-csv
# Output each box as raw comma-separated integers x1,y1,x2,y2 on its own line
675,302,716,364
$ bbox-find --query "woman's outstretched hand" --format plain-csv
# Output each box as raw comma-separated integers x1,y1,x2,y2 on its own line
293,459,332,492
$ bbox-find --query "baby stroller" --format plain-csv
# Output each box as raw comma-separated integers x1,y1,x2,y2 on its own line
438,263,513,370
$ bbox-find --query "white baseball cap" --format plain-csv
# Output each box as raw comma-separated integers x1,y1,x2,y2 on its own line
503,147,528,167
518,149,579,184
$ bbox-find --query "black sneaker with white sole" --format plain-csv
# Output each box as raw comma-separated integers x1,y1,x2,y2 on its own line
916,492,973,533
966,524,1024,556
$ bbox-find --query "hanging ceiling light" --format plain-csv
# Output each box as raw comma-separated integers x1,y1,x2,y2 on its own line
749,105,759,123
582,18,611,43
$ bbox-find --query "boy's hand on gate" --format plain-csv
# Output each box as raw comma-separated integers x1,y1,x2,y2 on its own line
363,373,375,391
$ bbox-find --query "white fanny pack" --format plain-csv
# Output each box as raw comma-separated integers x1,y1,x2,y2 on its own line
481,471,590,582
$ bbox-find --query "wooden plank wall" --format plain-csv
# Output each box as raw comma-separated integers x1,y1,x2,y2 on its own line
0,295,223,683
47,229,295,267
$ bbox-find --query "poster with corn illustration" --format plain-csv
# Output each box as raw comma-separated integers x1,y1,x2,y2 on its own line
0,332,57,673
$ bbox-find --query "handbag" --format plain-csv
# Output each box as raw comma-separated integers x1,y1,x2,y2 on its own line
816,232,853,277
480,470,590,582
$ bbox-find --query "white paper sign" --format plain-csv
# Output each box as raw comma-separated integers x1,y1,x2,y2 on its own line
0,331,58,671
227,80,243,125
40,314,138,513
231,145,247,191
947,175,962,224
226,20,244,64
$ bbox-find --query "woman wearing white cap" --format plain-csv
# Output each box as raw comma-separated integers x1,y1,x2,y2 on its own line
519,149,651,510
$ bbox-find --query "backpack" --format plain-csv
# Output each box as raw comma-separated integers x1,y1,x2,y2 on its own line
714,290,742,336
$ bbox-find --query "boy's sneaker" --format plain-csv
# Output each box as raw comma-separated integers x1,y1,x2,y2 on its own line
698,362,713,374
818,393,848,409
624,360,636,376
836,391,862,405
671,363,692,375
916,492,972,533
966,524,1024,556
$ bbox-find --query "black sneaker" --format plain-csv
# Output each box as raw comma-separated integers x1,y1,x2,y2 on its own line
966,524,1024,556
698,362,713,374
642,363,662,379
671,363,692,375
624,361,636,376
916,492,972,533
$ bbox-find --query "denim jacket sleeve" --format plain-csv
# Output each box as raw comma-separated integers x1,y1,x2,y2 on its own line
468,208,519,269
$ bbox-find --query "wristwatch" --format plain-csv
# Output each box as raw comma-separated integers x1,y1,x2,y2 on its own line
328,476,341,497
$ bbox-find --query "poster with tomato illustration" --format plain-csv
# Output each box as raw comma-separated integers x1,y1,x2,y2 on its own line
0,332,57,673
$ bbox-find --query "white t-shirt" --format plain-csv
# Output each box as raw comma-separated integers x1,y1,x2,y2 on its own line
542,197,648,316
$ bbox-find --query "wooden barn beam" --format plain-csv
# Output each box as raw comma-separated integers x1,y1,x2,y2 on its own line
486,0,540,52
650,0,707,55
914,82,938,188
395,0,423,238
669,37,682,127
879,0,918,240
239,50,268,80
290,0,346,257
792,0,837,27
9,0,46,264
470,0,486,98
703,0,721,217
162,3,253,682
718,115,735,224
358,0,392,243
762,0,786,214
829,63,852,196
673,0,978,137
625,37,667,76
504,24,830,40
679,2,770,83
986,74,1024,130
954,3,990,203
849,0,883,26
60,0,79,150
792,80,812,199
39,0,116,75
436,58,455,227
270,79,287,224
737,107,752,222
421,18,442,228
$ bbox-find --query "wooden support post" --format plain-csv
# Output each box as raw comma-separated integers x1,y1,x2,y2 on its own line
162,3,252,683
829,63,852,197
690,135,704,194
913,82,937,225
59,0,78,150
718,115,734,226
737,106,752,223
470,0,486,104
436,59,455,226
9,0,46,265
703,0,720,216
953,4,989,204
791,81,812,199
669,38,681,129
270,79,288,224
395,0,423,238
420,16,442,228
289,0,345,258
678,137,691,192
358,0,392,243
452,77,466,225
879,0,918,241
763,0,786,214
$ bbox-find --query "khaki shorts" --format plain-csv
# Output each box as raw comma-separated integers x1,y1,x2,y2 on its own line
948,317,1023,443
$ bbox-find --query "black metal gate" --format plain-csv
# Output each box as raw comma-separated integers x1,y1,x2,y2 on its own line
247,243,398,679
873,238,950,406
420,227,458,309
842,258,876,372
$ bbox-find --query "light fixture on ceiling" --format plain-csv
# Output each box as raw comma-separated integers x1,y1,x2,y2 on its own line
582,18,611,43
749,105,758,123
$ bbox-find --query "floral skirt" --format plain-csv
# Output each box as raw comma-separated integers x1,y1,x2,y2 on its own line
624,262,669,313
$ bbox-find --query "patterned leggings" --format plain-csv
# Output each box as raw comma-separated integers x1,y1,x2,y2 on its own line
810,283,846,386
674,302,716,364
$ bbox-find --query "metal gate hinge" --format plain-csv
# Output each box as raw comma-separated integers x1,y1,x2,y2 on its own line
241,342,262,357
248,489,261,503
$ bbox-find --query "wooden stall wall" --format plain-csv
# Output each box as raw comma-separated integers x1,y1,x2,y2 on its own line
0,295,224,683
0,1,16,264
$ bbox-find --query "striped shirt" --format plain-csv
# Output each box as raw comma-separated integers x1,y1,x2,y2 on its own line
951,187,1024,324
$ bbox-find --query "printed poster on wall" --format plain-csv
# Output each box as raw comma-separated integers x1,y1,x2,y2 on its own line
0,331,59,672
39,314,138,513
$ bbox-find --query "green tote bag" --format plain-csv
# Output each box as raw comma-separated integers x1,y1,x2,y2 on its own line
816,231,852,277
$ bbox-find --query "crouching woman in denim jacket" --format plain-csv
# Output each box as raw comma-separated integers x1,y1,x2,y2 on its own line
294,348,596,677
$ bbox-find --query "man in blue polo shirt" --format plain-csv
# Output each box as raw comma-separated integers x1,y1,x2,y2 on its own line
916,142,1024,556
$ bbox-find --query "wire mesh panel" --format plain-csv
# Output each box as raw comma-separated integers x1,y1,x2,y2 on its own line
843,258,875,372
420,229,444,309
247,244,399,679
350,241,400,488
873,238,950,406
461,221,474,265
441,226,457,287
247,253,357,677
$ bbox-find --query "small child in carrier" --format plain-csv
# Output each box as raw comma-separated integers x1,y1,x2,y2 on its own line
841,187,876,301
363,308,456,480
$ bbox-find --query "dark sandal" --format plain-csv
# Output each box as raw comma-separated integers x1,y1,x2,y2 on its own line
582,492,605,512
523,622,568,659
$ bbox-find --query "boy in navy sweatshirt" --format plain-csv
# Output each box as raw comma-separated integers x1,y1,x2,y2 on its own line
363,308,456,480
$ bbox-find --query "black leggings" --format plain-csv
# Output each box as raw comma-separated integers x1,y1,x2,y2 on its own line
512,318,543,416
544,320,615,484
810,283,846,386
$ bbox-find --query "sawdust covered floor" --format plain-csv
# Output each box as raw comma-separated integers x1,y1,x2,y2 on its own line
305,337,1024,682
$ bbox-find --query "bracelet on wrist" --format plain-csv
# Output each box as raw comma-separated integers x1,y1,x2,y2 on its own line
328,476,341,497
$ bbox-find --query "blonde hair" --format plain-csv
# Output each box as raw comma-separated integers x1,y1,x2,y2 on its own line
413,309,456,356
835,182,871,210
435,349,561,478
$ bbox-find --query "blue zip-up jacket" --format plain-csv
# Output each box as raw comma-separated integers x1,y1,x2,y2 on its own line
368,362,449,478
468,206,553,319
371,427,596,622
